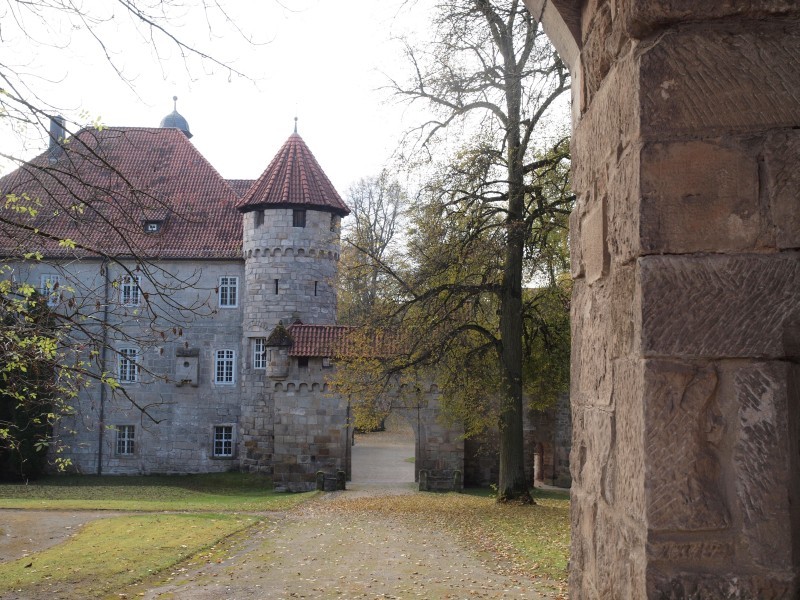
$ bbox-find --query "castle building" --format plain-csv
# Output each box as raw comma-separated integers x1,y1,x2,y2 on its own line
0,107,462,490
0,107,568,490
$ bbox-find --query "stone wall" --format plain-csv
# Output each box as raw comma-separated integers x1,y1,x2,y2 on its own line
536,394,572,488
463,395,571,488
25,258,247,475
394,386,464,482
270,358,349,492
242,207,340,330
525,0,800,597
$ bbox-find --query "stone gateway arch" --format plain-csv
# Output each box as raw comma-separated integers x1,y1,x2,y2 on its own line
524,1,800,597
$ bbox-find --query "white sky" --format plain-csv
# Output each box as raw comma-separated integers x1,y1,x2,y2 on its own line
2,0,426,195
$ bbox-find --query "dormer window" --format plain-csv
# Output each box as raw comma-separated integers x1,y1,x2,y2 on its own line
144,220,163,233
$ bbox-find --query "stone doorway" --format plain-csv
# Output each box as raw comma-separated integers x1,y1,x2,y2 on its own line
350,412,416,485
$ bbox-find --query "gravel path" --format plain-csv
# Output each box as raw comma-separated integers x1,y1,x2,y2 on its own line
136,430,541,599
136,497,538,600
2,428,546,599
0,510,122,563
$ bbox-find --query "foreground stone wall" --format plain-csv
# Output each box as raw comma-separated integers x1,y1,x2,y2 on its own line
526,0,800,597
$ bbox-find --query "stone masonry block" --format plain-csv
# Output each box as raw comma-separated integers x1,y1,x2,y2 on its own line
609,262,638,360
729,361,795,569
581,2,615,105
644,359,729,532
620,0,800,38
646,567,797,600
606,146,640,266
573,50,639,193
640,141,763,254
569,205,585,279
595,505,647,599
571,279,612,406
640,24,800,137
568,490,593,596
764,129,800,249
612,357,645,518
576,407,615,499
640,254,800,359
582,197,609,283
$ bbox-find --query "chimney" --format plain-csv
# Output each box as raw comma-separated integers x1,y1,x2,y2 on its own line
48,116,66,160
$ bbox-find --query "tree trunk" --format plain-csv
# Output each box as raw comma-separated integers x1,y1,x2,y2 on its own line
496,65,532,503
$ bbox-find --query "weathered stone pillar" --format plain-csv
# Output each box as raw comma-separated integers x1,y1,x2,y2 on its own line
525,0,800,597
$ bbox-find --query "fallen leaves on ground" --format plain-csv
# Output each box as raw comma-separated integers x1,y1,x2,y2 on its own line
309,490,569,597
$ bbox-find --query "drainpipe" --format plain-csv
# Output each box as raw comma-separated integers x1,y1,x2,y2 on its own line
416,401,421,482
346,396,351,481
97,258,110,475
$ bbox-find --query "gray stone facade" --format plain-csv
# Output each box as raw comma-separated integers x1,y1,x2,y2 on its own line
6,125,569,493
29,206,472,490
31,258,246,475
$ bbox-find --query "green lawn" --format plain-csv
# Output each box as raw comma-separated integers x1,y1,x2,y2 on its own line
0,472,317,511
0,513,259,599
0,473,317,598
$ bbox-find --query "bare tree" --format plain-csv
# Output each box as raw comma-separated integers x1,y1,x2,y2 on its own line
384,0,570,502
339,170,407,324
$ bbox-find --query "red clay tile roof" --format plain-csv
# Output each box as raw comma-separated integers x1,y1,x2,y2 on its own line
226,179,255,198
237,133,349,216
287,323,402,358
0,127,243,259
287,324,354,357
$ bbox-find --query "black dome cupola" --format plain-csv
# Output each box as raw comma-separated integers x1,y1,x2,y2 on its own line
159,96,192,139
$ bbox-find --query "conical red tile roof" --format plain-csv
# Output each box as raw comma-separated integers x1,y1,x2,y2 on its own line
237,133,349,216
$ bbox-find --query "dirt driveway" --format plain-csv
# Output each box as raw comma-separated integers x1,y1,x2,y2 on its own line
2,428,551,599
136,429,543,599
0,510,122,563
135,492,540,600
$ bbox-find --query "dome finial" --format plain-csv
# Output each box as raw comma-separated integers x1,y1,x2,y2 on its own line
294,116,298,134
159,96,192,139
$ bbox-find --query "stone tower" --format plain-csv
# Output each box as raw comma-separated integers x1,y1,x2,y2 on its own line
236,130,350,478
237,131,350,331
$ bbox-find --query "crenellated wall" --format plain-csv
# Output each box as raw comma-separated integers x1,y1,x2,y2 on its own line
525,0,800,597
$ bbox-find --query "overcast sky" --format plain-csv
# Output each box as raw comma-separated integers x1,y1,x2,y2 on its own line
2,1,425,195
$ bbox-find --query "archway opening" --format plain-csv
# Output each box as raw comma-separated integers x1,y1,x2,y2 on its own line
350,412,416,485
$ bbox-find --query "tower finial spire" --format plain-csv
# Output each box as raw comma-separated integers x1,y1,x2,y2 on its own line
173,95,178,111
294,116,298,134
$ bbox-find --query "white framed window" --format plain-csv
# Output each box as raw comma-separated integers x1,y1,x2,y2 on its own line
253,338,266,370
116,425,135,455
213,425,234,457
39,273,61,307
218,276,238,308
120,275,141,306
214,349,235,384
118,348,139,383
